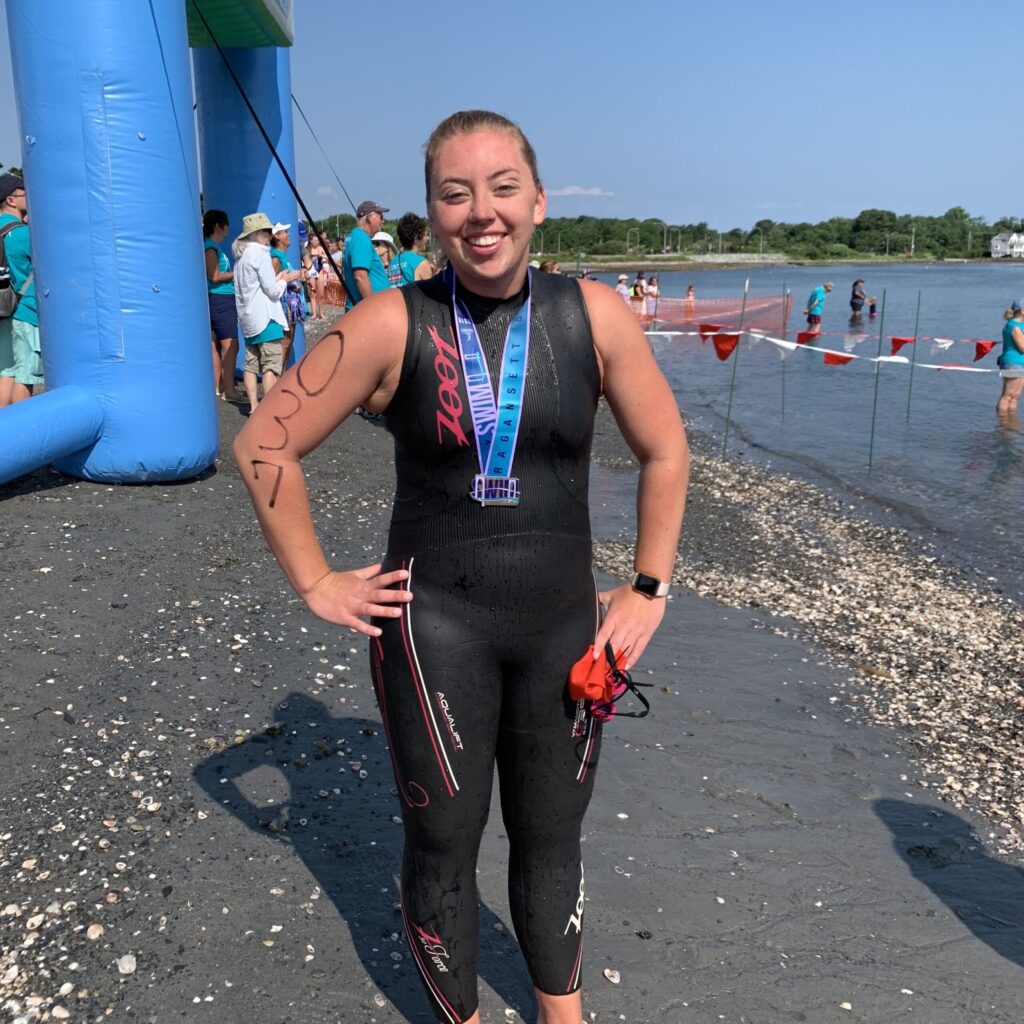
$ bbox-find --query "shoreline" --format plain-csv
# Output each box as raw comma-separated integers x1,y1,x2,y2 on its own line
550,256,1000,274
1,320,1022,1020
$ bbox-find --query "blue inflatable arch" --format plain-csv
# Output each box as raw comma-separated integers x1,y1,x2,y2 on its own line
0,0,304,484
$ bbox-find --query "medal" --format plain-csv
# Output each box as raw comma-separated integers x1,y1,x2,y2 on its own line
470,474,520,506
446,266,531,507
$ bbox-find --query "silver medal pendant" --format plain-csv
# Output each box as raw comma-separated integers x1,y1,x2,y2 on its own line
470,474,520,507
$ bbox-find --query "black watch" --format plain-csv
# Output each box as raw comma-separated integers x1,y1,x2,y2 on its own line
631,572,670,598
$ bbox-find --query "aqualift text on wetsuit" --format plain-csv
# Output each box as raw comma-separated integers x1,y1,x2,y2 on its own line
435,691,464,750
428,325,471,448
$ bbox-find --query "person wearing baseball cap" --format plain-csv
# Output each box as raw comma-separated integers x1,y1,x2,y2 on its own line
342,201,390,308
803,280,832,334
614,273,630,304
356,200,389,220
0,173,41,408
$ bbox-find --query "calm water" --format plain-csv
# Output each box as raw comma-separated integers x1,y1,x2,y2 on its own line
593,263,1024,599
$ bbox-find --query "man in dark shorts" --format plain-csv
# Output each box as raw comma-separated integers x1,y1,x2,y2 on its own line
803,280,832,333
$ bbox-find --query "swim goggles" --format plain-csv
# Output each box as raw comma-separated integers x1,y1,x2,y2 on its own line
568,642,651,721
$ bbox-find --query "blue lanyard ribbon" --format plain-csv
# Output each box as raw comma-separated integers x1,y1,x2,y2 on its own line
445,265,531,489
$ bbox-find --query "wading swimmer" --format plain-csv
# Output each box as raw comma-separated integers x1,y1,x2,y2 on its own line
234,109,689,1024
997,297,1024,417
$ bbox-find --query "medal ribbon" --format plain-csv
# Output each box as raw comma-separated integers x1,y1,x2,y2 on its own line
445,264,531,485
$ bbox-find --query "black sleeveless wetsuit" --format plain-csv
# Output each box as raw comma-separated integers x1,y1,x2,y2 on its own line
371,272,602,1022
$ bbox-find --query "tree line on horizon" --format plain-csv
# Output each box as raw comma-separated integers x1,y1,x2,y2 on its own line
313,205,1018,260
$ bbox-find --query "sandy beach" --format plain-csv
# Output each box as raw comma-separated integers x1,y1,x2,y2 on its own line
2,321,1023,1022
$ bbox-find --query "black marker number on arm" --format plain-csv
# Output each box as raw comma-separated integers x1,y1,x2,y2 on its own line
250,460,284,509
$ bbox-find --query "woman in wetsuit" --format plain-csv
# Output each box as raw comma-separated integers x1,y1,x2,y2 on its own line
234,109,689,1024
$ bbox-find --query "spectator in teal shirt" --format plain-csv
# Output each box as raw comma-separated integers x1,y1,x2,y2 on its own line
997,297,1024,417
803,280,833,334
271,222,304,369
203,208,240,400
393,211,436,285
0,173,41,407
342,200,390,309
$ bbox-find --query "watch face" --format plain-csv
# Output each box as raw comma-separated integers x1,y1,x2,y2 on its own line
633,572,661,595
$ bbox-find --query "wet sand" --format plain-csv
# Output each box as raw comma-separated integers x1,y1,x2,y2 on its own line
1,347,1023,1021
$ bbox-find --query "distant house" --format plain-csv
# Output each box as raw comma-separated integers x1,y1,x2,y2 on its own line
991,231,1024,258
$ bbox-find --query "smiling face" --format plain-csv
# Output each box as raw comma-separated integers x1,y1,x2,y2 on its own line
427,128,546,299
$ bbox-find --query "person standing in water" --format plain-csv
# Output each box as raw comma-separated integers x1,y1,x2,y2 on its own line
849,279,866,324
684,284,696,319
997,297,1024,417
803,280,832,333
234,109,689,1024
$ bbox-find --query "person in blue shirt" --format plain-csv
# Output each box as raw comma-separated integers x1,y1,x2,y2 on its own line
803,280,833,333
271,222,305,369
203,209,241,401
392,211,436,286
997,297,1024,416
0,174,41,407
342,200,390,309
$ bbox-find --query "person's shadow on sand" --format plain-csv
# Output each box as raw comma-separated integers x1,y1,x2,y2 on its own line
193,692,533,1020
875,798,1024,968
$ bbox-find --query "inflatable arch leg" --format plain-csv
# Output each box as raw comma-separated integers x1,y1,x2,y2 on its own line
0,0,218,484
193,45,306,368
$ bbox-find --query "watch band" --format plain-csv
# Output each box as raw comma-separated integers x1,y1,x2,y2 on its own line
631,571,670,598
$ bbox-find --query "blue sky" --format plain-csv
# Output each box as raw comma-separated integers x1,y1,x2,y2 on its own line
0,0,1018,230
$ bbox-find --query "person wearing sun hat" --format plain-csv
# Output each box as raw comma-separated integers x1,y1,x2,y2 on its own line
614,272,630,304
232,212,301,410
371,230,399,286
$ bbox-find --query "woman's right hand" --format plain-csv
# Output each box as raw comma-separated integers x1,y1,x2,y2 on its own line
301,564,411,636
